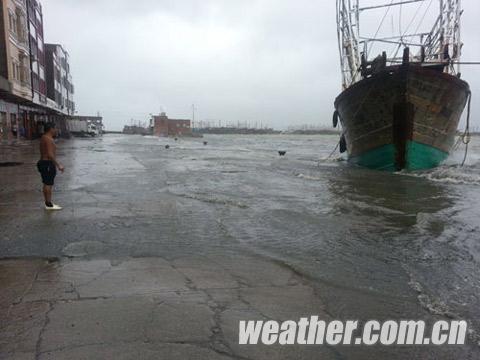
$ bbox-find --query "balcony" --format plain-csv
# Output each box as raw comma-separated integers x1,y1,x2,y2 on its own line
14,0,26,10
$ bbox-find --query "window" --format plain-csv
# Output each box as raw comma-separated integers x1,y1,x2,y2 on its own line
29,22,36,38
32,60,38,74
8,10,17,35
16,13,25,41
0,113,7,130
31,72,38,89
38,39,43,52
12,8,29,44
21,64,30,84
39,66,45,81
11,60,17,80
11,60,23,82
30,42,37,60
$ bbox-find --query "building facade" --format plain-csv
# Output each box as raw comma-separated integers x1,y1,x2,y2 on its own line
152,113,192,137
45,43,74,115
0,0,31,100
26,0,47,107
0,0,32,141
0,0,76,141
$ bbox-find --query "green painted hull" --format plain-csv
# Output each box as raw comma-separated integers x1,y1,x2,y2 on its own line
335,64,470,172
350,141,449,171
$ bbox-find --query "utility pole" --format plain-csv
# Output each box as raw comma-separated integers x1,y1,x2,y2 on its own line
192,104,195,129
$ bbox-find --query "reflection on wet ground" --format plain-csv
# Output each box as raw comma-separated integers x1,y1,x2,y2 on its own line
1,134,480,358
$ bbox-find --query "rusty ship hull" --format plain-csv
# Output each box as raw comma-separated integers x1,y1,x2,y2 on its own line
334,64,470,171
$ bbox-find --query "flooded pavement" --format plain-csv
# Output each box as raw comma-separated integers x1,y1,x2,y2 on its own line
1,134,480,359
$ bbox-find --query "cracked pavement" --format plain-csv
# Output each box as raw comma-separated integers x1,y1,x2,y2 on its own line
0,137,336,359
0,255,334,360
1,135,479,359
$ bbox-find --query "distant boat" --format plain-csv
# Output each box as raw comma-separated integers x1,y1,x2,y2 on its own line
334,0,470,171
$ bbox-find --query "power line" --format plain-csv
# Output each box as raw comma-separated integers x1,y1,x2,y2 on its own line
388,60,480,65
367,0,396,58
390,0,428,59
413,0,435,36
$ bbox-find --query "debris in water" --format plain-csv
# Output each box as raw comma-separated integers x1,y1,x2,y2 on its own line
165,145,170,149
278,151,287,156
204,141,208,146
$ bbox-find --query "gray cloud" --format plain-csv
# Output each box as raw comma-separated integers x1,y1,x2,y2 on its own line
41,0,480,130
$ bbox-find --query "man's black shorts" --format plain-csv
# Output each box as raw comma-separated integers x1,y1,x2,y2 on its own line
37,160,56,186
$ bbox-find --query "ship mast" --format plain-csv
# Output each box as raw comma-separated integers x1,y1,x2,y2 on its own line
336,0,463,89
336,0,362,89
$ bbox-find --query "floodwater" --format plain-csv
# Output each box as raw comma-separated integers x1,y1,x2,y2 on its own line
1,133,480,356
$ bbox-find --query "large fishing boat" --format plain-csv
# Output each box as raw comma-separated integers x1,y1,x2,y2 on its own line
334,0,470,171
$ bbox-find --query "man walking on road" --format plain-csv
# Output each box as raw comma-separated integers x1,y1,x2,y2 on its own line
37,122,64,210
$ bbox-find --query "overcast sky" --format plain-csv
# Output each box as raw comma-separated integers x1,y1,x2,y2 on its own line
41,0,480,131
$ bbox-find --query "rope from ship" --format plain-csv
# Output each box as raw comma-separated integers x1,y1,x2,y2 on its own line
460,90,472,167
366,0,395,59
325,141,340,161
391,0,430,61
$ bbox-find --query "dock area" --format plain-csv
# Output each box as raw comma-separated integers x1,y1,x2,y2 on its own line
1,135,479,359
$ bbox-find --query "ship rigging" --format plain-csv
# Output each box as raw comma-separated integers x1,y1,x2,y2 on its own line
336,0,463,89
333,0,470,171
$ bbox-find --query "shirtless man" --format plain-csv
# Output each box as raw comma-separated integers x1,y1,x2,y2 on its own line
37,122,65,210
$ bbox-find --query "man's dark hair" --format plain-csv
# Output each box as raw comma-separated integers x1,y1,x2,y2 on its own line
44,122,56,133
